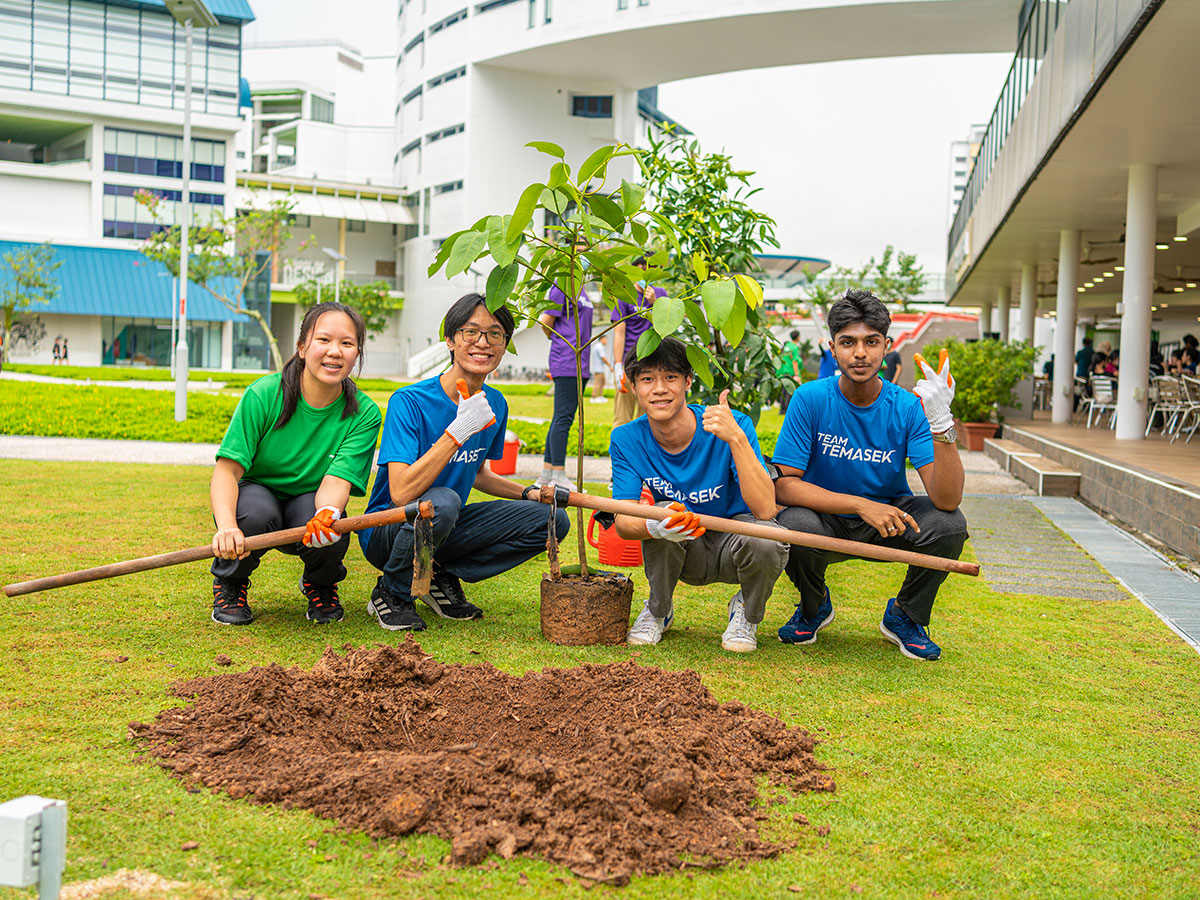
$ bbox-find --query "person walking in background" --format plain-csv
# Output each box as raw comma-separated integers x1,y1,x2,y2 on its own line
590,334,612,403
52,337,62,366
1075,336,1094,379
777,330,805,413
880,346,903,384
60,337,68,365
612,256,664,427
538,282,593,489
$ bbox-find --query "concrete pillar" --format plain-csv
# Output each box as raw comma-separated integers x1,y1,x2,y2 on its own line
1019,261,1037,344
221,320,234,371
1116,164,1157,440
996,284,1011,342
1052,229,1081,424
979,300,993,340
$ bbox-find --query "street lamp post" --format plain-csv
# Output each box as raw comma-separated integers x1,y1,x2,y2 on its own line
321,246,347,304
165,0,217,422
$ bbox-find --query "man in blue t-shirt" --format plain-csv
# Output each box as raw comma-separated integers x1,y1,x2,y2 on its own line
772,290,967,661
610,338,786,653
360,292,569,631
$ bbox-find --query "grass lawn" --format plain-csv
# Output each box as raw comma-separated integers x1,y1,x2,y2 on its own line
2,460,1199,898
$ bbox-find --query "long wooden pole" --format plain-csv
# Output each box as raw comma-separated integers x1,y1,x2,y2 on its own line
547,488,979,577
3,501,434,598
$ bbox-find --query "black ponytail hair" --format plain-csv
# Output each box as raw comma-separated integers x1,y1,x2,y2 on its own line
275,301,367,430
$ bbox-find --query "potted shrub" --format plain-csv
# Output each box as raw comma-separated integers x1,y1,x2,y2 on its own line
918,337,1040,450
429,140,763,645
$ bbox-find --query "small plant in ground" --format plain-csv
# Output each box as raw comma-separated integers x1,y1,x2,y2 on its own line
428,139,763,576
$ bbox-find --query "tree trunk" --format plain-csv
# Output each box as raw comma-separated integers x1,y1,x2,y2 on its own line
243,307,284,371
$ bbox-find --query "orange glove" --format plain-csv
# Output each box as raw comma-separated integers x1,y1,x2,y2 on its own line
303,506,342,547
646,502,706,542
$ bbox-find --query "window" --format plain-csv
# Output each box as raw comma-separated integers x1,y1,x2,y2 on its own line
346,219,366,232
428,66,466,89
426,123,465,143
429,8,467,33
291,214,311,227
311,95,335,123
403,85,423,104
401,138,422,156
103,128,225,182
477,0,521,11
403,33,424,54
572,95,612,118
617,0,628,7
435,180,463,194
102,183,224,238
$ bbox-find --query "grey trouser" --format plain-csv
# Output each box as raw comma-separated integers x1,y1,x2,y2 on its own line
642,509,787,624
777,495,968,626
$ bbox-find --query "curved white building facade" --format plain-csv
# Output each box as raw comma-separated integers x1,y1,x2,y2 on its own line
393,0,1013,370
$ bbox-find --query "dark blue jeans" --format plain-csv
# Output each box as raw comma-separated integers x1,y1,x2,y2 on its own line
544,375,589,466
363,486,570,599
211,481,349,585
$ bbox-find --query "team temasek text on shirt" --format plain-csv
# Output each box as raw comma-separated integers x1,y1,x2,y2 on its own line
816,432,899,465
641,476,726,507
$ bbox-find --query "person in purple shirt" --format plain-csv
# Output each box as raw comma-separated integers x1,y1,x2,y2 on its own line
537,282,593,489
612,256,665,427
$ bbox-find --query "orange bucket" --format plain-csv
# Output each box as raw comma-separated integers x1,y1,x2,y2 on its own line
489,430,521,475
586,486,653,567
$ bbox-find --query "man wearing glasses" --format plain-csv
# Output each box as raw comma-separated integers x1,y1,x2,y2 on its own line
360,293,569,631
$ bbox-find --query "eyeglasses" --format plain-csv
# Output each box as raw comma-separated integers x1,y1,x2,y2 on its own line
455,327,507,346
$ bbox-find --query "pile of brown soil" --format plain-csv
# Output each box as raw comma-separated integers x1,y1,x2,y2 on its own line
129,640,833,884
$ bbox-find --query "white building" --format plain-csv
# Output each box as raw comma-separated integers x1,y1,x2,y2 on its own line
0,0,257,368
947,123,986,228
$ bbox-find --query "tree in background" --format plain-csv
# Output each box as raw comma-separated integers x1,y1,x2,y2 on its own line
294,279,400,337
639,129,786,422
1,242,61,364
137,192,301,370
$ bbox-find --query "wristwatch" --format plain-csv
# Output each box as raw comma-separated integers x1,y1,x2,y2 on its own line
932,426,958,444
521,484,539,501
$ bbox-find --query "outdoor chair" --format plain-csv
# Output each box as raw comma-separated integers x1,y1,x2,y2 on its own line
1083,376,1118,429
1145,376,1188,437
1172,374,1200,444
1072,376,1090,422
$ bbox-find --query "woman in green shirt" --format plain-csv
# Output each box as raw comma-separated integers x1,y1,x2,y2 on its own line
209,302,382,626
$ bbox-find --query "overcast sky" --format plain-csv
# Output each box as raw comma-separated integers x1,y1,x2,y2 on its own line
244,2,1012,276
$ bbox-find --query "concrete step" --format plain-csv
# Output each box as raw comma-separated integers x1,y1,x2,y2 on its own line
1010,453,1082,497
983,437,1042,473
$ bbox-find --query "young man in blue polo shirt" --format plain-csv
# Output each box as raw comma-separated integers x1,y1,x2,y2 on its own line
772,290,967,661
609,337,786,653
360,293,569,631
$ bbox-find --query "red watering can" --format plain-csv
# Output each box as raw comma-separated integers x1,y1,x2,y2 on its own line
586,487,652,567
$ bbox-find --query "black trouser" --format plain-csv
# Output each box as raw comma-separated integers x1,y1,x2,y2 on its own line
211,481,349,585
777,496,968,626
544,375,588,467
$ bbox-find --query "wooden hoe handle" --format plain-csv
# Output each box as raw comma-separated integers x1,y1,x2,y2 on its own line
3,501,435,598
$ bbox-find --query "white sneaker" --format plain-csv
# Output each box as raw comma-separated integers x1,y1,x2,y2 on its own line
627,602,673,646
550,471,578,491
721,592,757,653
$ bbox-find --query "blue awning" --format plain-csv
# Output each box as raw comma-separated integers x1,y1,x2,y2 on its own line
107,0,256,25
0,241,248,323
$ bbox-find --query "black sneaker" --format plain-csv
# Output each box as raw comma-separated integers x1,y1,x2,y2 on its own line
299,576,344,624
421,571,484,620
368,578,427,631
212,577,252,625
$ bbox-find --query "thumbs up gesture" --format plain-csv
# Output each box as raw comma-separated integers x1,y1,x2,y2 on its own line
702,389,740,445
445,378,497,446
912,349,956,434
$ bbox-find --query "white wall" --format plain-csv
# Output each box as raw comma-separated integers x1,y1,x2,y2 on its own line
0,172,92,243
6,314,101,367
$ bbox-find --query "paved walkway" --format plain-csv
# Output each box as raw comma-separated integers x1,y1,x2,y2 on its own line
0,370,229,391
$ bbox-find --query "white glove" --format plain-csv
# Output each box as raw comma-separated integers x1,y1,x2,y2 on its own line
303,506,341,547
614,361,627,393
913,350,956,434
645,502,705,542
445,379,496,446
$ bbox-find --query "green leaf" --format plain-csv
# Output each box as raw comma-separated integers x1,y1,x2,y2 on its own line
547,161,570,189
486,215,518,268
446,229,488,278
732,272,763,309
620,179,644,216
526,140,565,159
485,262,519,312
720,297,747,347
541,188,570,216
588,194,625,231
700,279,736,327
635,328,662,359
507,182,545,243
630,221,649,245
685,344,714,387
578,144,617,185
683,299,709,334
691,252,709,282
651,294,685,338
427,229,467,277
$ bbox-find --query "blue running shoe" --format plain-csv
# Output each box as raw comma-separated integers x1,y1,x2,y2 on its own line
778,587,835,645
879,597,941,661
